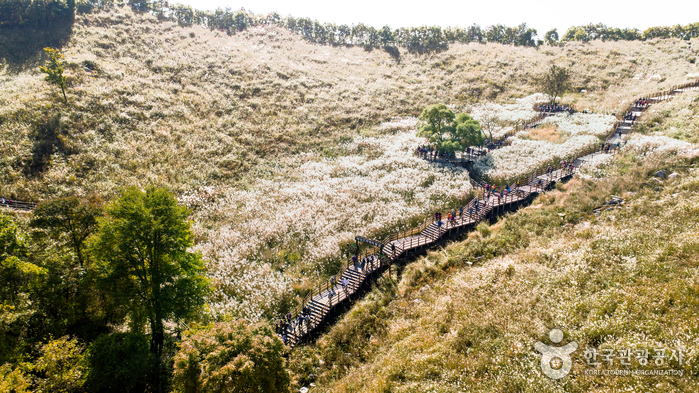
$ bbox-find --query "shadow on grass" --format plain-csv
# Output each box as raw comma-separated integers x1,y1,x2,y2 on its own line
0,19,74,72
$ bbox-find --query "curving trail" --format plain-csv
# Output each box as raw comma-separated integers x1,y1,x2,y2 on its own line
279,79,699,348
2,80,698,349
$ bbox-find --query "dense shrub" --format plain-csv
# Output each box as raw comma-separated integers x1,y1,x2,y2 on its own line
173,321,289,393
84,332,152,393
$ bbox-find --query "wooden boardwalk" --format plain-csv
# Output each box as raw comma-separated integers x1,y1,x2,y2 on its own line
2,80,698,348
279,79,699,347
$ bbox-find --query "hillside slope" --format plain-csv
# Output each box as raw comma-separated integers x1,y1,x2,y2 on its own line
2,6,699,321
1,6,697,200
293,149,699,392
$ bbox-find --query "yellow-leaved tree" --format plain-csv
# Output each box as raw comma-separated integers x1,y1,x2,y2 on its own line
39,47,68,103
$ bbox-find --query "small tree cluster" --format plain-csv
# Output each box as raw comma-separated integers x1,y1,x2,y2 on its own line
417,103,485,155
1,187,216,392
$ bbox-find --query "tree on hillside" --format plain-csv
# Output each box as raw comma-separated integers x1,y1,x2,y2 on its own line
453,113,484,153
538,65,571,105
84,332,152,393
418,105,484,157
39,47,68,103
478,108,501,142
0,214,46,364
89,187,210,390
173,321,289,393
544,29,559,46
30,196,103,269
417,103,456,154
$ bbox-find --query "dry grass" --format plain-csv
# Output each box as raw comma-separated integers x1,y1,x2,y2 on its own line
0,7,697,201
2,6,699,322
290,152,699,392
634,89,699,143
524,124,562,142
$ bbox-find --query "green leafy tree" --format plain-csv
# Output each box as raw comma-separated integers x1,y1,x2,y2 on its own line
418,104,484,156
538,64,571,105
417,103,456,153
30,196,103,269
28,196,113,344
172,321,290,393
544,28,559,45
33,336,86,393
39,47,68,103
84,333,152,393
453,113,484,154
89,187,210,371
1,213,45,363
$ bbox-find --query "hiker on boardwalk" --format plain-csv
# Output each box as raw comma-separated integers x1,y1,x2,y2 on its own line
342,277,349,292
329,277,336,298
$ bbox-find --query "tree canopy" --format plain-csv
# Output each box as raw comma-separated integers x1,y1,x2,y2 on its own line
417,104,484,156
89,187,210,363
30,195,103,268
85,332,152,393
544,29,559,46
537,65,571,105
173,321,290,393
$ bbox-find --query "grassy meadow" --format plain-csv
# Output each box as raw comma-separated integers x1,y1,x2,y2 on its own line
292,147,699,392
2,6,699,322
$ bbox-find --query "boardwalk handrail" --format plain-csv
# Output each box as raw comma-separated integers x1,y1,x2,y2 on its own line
0,200,37,211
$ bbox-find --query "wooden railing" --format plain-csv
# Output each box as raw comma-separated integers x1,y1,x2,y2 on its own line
0,200,37,211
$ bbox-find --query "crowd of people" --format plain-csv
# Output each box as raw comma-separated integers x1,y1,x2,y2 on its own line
535,103,573,112
415,145,493,162
276,306,313,345
634,98,649,108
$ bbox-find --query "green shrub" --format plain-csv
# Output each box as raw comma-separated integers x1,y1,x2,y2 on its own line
172,321,289,393
84,332,152,393
476,221,491,237
33,336,85,393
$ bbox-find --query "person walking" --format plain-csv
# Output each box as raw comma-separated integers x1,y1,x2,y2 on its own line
329,277,336,298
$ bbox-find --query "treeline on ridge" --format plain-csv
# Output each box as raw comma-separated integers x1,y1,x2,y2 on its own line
1,0,698,55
